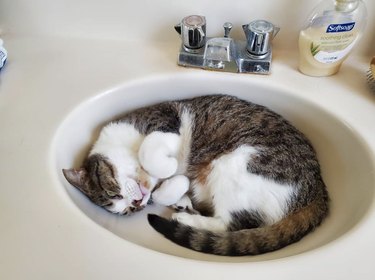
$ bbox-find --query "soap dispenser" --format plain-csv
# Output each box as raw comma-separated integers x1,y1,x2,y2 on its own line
298,0,367,77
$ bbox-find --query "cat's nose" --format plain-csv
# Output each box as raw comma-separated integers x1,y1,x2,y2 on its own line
132,199,142,207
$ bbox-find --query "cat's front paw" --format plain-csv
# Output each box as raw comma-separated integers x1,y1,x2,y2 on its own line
138,131,180,179
152,175,189,206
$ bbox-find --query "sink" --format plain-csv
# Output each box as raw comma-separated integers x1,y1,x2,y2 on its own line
51,72,375,262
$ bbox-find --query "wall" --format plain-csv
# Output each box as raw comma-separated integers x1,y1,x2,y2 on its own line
0,0,374,55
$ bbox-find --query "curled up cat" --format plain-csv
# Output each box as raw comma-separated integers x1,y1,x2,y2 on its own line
63,94,329,256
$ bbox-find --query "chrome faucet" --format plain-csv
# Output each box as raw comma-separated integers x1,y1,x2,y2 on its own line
175,15,279,74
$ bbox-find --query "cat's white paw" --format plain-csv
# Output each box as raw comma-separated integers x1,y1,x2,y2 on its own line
172,212,198,227
171,194,199,214
152,175,189,206
172,212,226,231
138,131,181,179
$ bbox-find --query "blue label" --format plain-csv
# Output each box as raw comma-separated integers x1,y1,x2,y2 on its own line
326,22,355,33
0,49,7,69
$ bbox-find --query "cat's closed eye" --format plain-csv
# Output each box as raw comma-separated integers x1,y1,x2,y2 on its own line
102,201,113,207
105,190,123,199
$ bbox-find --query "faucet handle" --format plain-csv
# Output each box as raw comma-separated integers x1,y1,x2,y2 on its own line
223,22,233,38
243,20,279,56
175,15,206,51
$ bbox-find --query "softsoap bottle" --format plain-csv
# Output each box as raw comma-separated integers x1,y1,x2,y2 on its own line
298,0,367,76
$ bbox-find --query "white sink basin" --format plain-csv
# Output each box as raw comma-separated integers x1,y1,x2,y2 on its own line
52,73,375,262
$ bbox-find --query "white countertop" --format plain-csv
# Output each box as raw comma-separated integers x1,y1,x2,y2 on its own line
0,34,375,279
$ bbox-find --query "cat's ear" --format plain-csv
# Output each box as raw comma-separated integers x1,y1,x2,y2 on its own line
62,168,88,192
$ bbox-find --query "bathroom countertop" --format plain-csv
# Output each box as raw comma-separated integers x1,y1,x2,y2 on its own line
0,35,375,279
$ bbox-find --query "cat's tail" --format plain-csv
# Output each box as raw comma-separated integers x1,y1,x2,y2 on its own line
147,196,328,256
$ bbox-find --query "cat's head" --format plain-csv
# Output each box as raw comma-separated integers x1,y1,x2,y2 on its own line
62,154,151,215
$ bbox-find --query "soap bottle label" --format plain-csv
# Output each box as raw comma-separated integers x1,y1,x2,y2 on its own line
302,22,358,64
326,22,355,33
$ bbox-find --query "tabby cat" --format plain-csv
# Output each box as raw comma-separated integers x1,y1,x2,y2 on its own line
63,94,329,256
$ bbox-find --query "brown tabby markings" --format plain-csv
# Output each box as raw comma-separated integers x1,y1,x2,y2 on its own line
145,95,328,255
195,163,212,186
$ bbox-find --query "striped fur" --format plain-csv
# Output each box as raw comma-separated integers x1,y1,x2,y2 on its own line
148,185,328,255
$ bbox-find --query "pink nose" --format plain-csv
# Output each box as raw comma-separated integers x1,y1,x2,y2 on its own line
132,199,142,207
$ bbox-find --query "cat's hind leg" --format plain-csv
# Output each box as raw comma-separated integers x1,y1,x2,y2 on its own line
171,212,226,232
138,131,181,179
171,194,199,214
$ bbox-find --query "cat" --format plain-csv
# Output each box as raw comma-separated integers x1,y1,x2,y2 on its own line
63,94,329,256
